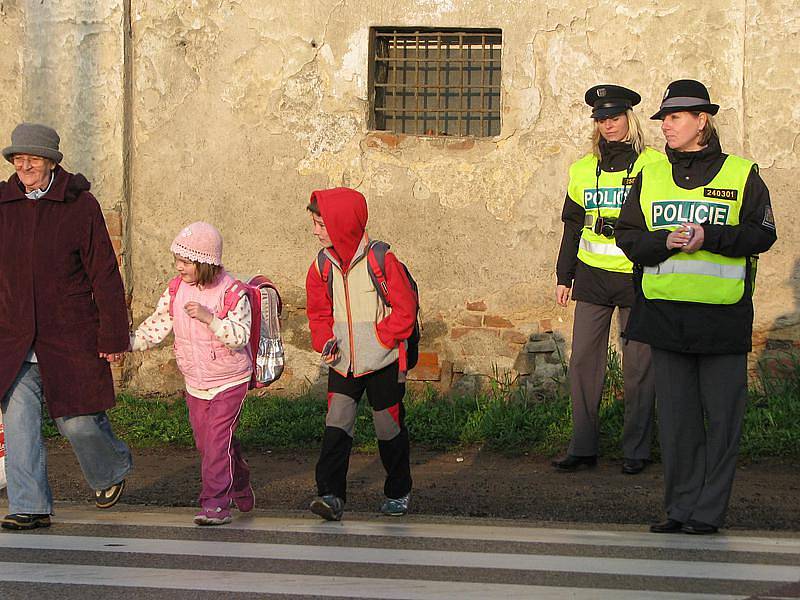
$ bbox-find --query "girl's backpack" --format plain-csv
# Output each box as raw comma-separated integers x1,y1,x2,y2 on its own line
168,275,284,388
316,240,420,370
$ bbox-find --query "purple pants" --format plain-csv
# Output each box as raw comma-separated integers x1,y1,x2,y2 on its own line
185,382,250,510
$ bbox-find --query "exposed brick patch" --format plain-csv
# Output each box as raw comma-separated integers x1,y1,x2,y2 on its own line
111,237,123,255
408,351,441,381
104,210,123,237
365,132,401,149
466,301,487,312
446,138,475,151
501,330,528,344
484,315,513,328
451,327,480,340
457,313,483,327
539,318,553,333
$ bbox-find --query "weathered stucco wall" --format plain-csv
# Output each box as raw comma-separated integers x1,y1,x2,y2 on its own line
2,1,798,395
0,1,126,204
0,2,24,145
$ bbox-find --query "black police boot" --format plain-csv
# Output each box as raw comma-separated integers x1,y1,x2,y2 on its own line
552,454,597,472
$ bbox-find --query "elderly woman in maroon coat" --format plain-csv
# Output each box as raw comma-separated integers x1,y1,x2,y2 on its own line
0,123,133,530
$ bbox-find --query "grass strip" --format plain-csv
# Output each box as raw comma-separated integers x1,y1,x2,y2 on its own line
42,350,800,458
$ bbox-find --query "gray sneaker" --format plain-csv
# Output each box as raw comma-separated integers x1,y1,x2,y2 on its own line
380,493,410,516
310,494,344,521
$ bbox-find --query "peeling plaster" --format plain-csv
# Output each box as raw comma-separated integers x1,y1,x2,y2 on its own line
5,0,796,394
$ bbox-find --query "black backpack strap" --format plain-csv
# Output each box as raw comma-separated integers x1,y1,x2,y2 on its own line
316,249,334,300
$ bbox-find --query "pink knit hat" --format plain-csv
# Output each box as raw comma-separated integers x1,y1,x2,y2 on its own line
170,222,223,266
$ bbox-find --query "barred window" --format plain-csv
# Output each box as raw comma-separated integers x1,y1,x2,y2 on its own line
368,27,502,138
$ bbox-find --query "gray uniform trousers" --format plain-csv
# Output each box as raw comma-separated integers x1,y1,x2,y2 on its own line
567,301,655,459
652,349,748,527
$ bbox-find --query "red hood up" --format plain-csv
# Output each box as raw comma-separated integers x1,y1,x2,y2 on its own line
311,187,368,270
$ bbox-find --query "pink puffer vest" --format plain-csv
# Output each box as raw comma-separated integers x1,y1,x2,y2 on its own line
172,271,252,390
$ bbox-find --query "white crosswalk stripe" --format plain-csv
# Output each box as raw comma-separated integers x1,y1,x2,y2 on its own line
0,563,746,600
1,534,798,583
0,508,796,599
50,507,800,554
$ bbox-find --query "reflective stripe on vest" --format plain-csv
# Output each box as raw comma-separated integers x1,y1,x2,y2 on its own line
579,237,628,256
639,154,753,305
643,260,747,279
569,147,665,273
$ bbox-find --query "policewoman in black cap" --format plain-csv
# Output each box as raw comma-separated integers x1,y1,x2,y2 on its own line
553,85,663,475
616,80,777,534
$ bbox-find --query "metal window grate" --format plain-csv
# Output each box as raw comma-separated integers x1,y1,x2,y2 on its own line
369,28,502,138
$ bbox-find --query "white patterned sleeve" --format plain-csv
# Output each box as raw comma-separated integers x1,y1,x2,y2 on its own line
208,294,252,349
131,289,174,351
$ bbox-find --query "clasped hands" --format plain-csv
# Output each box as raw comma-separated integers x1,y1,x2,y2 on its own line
666,223,704,253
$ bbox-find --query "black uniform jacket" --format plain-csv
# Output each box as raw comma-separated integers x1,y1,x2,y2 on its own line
555,140,640,307
614,136,777,354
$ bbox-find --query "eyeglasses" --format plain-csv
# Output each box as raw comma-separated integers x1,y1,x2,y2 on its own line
12,155,46,167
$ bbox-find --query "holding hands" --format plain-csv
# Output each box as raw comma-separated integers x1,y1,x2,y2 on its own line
666,223,704,253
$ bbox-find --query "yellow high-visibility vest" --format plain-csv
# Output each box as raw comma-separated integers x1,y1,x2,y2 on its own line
569,147,664,273
639,154,753,304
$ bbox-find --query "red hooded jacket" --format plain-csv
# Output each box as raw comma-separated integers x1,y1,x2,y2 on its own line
305,188,417,372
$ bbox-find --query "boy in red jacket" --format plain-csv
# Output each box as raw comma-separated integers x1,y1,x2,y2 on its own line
305,187,417,521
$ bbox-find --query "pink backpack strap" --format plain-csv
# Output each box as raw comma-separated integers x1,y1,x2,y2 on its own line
167,276,183,317
219,280,249,319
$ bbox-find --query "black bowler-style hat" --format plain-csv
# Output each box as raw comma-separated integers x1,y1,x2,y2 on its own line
650,79,720,120
584,84,641,119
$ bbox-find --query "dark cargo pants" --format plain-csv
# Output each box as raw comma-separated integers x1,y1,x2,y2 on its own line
315,361,412,503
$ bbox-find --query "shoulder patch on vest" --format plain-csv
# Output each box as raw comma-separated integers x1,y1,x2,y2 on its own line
762,204,776,230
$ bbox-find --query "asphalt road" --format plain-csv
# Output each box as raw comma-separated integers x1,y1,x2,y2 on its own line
0,503,797,599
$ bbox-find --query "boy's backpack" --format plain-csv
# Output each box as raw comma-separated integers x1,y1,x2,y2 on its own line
168,274,284,388
316,240,421,370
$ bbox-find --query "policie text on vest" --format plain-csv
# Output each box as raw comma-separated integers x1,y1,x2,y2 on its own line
650,199,730,228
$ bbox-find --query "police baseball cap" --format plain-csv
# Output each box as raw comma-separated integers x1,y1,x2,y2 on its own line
651,79,720,120
584,84,641,120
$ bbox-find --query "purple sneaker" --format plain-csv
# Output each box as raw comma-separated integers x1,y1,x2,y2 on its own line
232,486,255,513
193,506,232,526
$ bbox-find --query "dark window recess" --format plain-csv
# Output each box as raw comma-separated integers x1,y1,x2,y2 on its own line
369,27,502,138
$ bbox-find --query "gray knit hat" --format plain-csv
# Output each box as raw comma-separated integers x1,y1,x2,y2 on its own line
2,123,63,164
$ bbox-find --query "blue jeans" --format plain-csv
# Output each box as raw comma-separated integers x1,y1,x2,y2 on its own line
1,362,133,514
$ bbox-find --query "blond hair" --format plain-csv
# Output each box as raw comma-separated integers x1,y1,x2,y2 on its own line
591,109,645,158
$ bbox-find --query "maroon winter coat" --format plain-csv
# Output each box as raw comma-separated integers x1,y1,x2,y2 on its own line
0,166,129,418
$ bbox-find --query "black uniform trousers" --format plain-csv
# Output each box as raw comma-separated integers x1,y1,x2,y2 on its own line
652,349,748,527
315,361,411,503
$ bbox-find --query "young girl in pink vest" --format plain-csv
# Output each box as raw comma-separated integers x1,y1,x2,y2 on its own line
131,222,254,525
